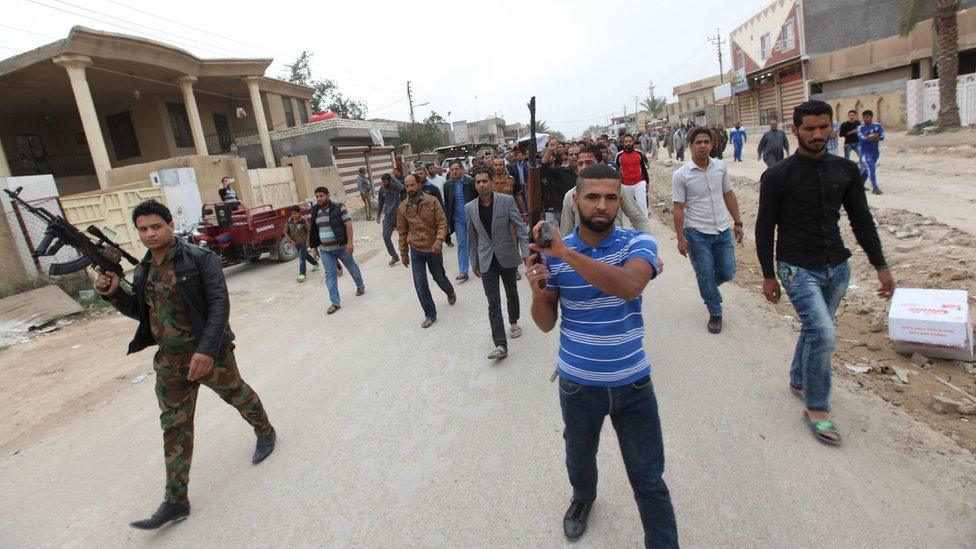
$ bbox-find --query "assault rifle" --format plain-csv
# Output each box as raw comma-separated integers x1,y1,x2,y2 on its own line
4,187,138,281
525,96,542,230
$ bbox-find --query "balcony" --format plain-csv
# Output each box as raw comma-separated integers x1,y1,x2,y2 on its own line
9,153,95,178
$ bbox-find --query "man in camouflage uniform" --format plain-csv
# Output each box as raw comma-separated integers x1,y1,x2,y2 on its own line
96,200,275,530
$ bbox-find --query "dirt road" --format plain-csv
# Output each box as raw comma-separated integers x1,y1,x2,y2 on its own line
1,212,974,547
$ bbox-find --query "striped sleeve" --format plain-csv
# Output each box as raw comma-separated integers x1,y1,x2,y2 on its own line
545,255,560,292
627,233,660,273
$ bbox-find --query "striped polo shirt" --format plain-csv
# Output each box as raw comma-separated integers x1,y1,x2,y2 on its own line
546,227,660,387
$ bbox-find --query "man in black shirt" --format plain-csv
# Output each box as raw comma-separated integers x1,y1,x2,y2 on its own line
837,109,860,161
541,140,580,233
755,100,895,446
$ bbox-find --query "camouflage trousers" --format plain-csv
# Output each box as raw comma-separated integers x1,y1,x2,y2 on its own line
153,344,273,504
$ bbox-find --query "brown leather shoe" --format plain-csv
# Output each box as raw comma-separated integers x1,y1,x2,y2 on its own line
421,318,435,328
356,285,365,296
447,293,457,305
327,304,340,314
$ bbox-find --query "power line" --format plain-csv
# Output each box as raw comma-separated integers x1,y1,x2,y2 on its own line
707,28,727,82
103,0,406,85
0,23,61,40
21,0,405,96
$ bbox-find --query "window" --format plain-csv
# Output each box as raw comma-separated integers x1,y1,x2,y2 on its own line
737,50,745,69
760,33,771,60
298,101,309,124
781,21,795,51
106,111,141,160
282,96,295,127
166,103,194,148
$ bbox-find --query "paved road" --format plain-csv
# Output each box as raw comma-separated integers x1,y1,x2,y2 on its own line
1,217,974,547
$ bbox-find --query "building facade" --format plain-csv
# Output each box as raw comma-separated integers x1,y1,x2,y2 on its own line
729,0,804,128
670,74,738,126
804,0,976,129
0,26,314,195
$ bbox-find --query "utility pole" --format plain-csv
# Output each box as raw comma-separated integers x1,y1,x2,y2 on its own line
708,28,727,83
647,80,655,100
708,28,729,125
407,80,415,123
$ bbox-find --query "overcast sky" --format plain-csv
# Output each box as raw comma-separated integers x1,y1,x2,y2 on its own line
3,0,769,136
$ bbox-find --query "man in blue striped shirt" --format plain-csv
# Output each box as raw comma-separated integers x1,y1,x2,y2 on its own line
526,164,677,547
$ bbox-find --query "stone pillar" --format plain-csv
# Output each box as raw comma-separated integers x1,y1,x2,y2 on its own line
290,97,304,124
265,92,286,130
0,136,11,178
243,77,275,168
53,54,111,189
174,76,209,156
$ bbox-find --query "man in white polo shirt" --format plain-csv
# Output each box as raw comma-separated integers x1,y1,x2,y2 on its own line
672,126,744,334
526,164,677,548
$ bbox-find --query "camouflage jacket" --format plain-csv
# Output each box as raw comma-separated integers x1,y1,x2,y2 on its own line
106,239,234,358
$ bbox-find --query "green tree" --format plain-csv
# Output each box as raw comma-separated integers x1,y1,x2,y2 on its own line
535,120,551,134
283,50,367,120
393,111,449,152
549,130,566,142
900,0,961,129
640,97,668,117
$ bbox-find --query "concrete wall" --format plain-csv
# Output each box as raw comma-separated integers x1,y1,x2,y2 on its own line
0,208,29,288
803,0,976,55
309,166,344,201
105,154,254,205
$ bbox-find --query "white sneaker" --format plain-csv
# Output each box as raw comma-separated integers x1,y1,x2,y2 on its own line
297,274,306,282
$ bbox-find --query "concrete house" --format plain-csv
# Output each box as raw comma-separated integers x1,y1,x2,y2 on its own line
0,26,315,196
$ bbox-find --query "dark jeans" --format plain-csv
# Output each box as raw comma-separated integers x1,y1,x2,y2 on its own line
382,218,398,260
295,243,317,276
683,228,736,316
559,375,678,548
675,147,684,161
410,248,454,320
481,262,519,348
778,260,850,412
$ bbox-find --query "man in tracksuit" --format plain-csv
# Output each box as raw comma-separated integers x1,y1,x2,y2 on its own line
614,134,651,217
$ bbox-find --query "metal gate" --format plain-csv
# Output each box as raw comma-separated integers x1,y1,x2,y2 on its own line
333,146,396,198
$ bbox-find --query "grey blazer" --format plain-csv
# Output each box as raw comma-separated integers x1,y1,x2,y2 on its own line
465,193,530,271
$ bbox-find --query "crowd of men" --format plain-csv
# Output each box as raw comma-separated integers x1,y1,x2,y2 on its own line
92,99,896,547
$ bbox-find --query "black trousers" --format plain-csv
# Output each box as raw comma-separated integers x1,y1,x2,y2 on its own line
481,261,520,348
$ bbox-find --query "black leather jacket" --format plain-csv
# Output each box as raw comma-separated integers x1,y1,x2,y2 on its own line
106,239,234,358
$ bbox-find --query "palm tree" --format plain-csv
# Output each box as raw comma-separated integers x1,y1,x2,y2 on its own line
900,0,961,129
640,97,668,117
535,120,551,134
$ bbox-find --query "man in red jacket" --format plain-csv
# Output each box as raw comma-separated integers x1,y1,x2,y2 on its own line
614,134,650,217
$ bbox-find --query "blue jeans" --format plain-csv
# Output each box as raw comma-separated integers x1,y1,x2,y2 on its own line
683,228,736,316
844,143,858,161
732,140,743,161
295,244,317,276
453,214,469,276
777,261,851,412
318,247,363,306
559,375,678,548
410,248,454,320
860,150,880,191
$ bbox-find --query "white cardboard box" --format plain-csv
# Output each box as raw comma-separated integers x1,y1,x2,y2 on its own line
888,288,973,361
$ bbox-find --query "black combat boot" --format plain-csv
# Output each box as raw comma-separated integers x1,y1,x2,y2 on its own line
252,429,276,464
130,501,190,530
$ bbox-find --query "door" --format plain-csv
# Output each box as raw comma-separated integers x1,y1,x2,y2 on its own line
213,113,232,152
